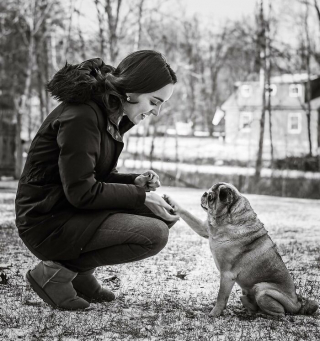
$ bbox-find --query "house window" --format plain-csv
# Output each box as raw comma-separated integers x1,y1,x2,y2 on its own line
266,84,277,96
288,113,301,134
240,112,252,132
289,84,302,97
240,85,252,97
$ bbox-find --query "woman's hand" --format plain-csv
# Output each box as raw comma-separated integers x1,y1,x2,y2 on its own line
162,194,183,214
145,192,180,223
134,170,161,192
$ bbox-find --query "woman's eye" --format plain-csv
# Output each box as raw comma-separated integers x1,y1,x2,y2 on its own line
150,101,157,106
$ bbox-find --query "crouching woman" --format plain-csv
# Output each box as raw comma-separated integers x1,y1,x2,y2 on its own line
15,50,179,310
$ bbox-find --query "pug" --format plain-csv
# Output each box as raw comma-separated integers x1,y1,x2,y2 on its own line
164,183,318,317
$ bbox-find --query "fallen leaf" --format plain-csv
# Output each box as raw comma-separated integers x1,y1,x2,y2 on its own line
0,263,12,270
0,272,9,284
176,270,187,280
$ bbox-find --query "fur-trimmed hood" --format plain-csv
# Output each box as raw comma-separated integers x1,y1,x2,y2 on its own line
46,58,114,104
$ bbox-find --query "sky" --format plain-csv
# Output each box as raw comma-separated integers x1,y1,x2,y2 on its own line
77,0,260,32
74,0,319,52
184,0,258,20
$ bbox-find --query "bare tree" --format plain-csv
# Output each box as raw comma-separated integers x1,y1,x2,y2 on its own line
266,1,274,169
180,17,201,133
94,0,106,57
1,0,64,177
11,0,56,177
133,0,145,50
75,8,87,60
255,0,267,181
104,0,123,63
206,26,232,136
303,0,313,156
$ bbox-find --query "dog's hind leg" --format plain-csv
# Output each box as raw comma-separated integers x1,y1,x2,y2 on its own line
253,283,300,316
255,291,285,316
240,294,259,313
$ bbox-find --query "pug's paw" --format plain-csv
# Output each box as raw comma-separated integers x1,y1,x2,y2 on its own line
162,194,181,214
209,306,224,317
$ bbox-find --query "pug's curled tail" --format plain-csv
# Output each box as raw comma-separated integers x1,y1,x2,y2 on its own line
297,295,318,315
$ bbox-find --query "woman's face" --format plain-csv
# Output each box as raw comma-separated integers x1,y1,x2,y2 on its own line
123,83,174,125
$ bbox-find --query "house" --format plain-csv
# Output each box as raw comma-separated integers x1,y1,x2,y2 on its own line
221,74,320,160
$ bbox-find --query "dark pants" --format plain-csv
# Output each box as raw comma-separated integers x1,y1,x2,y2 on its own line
59,206,171,272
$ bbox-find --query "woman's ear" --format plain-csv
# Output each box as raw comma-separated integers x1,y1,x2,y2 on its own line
125,93,139,104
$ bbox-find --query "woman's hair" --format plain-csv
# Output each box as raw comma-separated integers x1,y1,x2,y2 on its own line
97,50,177,114
47,50,177,115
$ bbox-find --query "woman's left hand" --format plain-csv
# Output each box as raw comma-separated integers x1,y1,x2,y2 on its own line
134,170,161,192
145,192,180,223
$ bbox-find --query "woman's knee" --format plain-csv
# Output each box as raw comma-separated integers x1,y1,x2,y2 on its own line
147,220,169,255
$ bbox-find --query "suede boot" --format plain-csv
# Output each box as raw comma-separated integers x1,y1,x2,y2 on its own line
26,261,90,310
72,268,115,303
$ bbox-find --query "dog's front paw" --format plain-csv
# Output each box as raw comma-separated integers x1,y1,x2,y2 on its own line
209,306,224,317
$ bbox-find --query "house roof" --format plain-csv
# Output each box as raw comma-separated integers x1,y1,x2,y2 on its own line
234,73,320,85
222,74,320,111
270,73,319,83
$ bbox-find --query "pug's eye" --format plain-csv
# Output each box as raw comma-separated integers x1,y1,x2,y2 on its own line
208,193,214,203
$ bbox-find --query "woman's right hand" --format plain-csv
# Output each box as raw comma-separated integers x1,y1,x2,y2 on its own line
145,192,180,222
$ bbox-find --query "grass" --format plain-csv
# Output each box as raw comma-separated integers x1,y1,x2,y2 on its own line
0,187,320,340
124,136,314,164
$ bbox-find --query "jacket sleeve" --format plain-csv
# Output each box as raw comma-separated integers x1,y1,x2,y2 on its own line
55,105,146,209
104,164,141,184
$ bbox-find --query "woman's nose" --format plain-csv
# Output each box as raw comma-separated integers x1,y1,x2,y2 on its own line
151,107,160,116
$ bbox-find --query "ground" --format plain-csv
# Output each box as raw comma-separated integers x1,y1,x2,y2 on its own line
0,186,320,341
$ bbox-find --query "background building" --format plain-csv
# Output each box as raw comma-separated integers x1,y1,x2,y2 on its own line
222,74,320,159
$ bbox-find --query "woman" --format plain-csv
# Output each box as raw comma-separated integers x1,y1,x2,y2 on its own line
15,50,179,310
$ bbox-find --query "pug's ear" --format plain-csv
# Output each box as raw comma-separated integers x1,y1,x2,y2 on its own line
219,187,233,205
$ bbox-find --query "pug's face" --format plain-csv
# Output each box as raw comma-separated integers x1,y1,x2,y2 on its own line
201,182,240,225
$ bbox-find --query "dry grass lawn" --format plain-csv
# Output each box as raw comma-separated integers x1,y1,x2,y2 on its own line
0,187,320,340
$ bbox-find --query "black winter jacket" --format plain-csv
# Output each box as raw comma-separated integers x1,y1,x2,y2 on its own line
15,61,145,260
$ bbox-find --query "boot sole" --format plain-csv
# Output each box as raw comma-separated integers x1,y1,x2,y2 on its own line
26,270,58,309
75,289,116,303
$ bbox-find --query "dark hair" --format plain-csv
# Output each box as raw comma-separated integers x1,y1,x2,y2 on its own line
97,50,177,114
46,50,177,115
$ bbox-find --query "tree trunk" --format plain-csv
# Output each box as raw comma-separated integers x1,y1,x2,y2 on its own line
304,1,313,156
318,108,320,171
265,7,274,170
64,0,75,58
94,0,106,57
133,0,144,50
314,0,320,29
255,69,266,181
305,65,312,157
255,0,267,182
105,0,122,63
35,36,45,123
266,78,273,169
314,0,320,169
150,122,157,169
78,27,87,60
43,24,50,116
14,99,23,179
